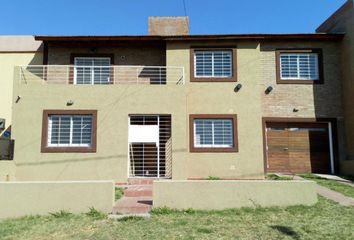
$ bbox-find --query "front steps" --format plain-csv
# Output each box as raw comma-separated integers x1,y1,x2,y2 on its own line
113,178,154,214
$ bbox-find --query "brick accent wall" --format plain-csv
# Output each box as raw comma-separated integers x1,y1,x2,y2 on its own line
261,42,343,118
47,44,166,66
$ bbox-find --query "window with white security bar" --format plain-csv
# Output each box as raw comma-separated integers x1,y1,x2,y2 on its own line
277,49,323,83
74,57,111,84
190,115,238,152
48,115,93,147
193,50,234,79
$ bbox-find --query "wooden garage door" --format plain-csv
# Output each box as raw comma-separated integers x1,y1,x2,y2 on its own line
266,122,331,174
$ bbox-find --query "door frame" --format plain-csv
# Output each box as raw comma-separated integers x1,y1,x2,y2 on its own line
262,117,338,174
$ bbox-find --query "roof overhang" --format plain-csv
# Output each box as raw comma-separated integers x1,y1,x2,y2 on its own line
35,33,344,42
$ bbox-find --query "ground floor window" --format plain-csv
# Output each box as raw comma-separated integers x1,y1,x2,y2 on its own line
189,114,238,152
41,110,97,153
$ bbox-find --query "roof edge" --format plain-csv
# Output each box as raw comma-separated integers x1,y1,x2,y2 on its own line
317,0,353,33
35,33,344,42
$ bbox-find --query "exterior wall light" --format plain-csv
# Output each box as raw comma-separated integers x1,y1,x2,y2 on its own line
293,108,299,112
265,86,273,94
234,83,242,92
66,100,74,106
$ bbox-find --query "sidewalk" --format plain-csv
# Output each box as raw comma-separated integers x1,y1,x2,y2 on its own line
294,175,354,206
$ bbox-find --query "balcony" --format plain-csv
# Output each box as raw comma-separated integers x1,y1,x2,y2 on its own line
18,65,185,85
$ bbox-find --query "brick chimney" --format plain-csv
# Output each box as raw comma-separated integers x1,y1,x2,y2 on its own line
148,16,189,36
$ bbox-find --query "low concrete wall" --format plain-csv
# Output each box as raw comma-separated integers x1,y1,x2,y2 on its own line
0,161,15,181
153,180,317,210
340,160,354,176
0,181,114,219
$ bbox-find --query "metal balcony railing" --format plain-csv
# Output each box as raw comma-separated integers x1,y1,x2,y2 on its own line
18,65,185,85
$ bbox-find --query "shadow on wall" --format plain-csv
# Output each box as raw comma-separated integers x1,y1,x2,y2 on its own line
312,48,344,173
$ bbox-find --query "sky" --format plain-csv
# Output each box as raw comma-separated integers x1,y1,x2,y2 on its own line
0,0,346,35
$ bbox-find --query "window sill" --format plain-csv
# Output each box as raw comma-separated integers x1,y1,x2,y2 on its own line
276,79,324,84
190,77,237,82
190,147,238,153
41,146,96,153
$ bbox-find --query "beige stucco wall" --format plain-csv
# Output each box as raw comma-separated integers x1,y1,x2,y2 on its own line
11,38,345,181
0,52,42,131
12,83,187,182
0,161,16,181
0,181,114,219
167,41,264,179
12,40,265,181
153,180,318,209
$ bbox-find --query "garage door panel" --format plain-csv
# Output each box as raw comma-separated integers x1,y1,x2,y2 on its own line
266,122,331,174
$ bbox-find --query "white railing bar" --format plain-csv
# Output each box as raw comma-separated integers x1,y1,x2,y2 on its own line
18,65,184,69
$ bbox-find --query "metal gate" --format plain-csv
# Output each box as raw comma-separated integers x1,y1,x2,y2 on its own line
128,115,172,178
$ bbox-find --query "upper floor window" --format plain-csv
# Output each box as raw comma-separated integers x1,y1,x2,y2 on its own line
189,114,238,152
74,57,111,85
41,110,97,153
70,54,114,85
190,47,237,82
276,49,323,84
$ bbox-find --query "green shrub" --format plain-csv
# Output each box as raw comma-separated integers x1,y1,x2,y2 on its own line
85,207,106,220
115,187,124,201
151,207,178,215
49,210,73,218
205,176,222,180
117,216,145,222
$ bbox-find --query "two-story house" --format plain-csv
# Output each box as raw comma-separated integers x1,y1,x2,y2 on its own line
1,0,353,182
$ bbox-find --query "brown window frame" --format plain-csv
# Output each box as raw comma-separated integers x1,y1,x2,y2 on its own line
69,53,115,84
275,49,324,84
189,114,238,153
41,110,97,153
190,46,237,82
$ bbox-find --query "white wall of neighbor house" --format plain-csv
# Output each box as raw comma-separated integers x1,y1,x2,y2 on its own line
0,36,43,131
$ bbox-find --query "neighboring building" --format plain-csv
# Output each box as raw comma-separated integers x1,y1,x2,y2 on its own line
316,0,354,175
1,1,353,182
0,36,42,133
0,36,42,180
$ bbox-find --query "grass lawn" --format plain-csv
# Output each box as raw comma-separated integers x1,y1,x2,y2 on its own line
0,197,353,240
300,174,354,199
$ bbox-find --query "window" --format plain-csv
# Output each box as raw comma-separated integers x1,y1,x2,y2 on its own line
276,49,323,84
190,48,237,82
48,115,92,147
189,114,238,152
41,110,97,153
74,57,111,85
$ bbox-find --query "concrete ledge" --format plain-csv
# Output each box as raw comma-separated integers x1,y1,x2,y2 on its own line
0,181,114,219
153,180,317,210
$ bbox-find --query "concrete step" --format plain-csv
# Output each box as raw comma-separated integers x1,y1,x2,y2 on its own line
124,185,153,197
113,197,153,214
